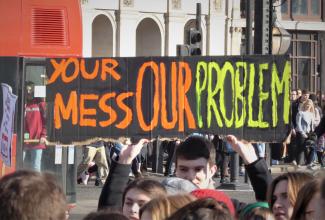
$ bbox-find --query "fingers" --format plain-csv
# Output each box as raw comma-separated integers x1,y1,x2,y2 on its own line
226,134,258,165
226,135,238,145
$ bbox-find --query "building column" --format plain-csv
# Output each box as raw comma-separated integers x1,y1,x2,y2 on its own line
116,10,138,57
165,12,186,56
207,0,227,55
82,9,94,57
229,0,243,55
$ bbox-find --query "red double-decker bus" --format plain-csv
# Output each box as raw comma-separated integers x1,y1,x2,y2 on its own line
0,0,82,204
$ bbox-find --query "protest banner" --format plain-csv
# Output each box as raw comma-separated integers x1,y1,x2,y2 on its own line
0,83,18,166
46,55,291,144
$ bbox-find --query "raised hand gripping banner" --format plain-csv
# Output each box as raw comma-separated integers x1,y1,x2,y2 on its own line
46,55,291,145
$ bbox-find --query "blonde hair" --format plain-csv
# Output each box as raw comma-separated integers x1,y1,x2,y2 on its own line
301,99,314,113
140,194,196,220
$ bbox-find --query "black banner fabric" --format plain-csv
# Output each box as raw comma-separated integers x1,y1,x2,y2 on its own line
46,55,291,144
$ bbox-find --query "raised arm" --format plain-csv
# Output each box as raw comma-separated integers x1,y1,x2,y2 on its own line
98,139,149,210
226,135,272,201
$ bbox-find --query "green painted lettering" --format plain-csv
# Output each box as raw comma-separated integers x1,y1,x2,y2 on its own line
258,63,269,128
271,61,291,127
248,64,259,127
219,62,234,127
207,62,224,127
234,62,247,128
196,62,208,128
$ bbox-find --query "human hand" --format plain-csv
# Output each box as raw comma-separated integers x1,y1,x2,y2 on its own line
39,137,47,145
118,138,149,164
226,135,258,165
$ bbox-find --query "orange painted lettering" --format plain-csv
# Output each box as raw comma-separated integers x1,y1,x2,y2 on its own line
116,92,134,129
99,93,117,127
48,59,66,84
160,62,177,129
80,94,98,127
80,59,99,80
62,58,79,83
178,62,196,131
101,58,121,81
54,91,78,129
136,61,160,131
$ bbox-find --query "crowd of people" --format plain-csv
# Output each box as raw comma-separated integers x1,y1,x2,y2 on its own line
286,89,324,169
1,88,325,219
1,132,325,220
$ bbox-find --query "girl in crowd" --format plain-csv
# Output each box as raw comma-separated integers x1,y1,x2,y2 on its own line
226,135,314,220
291,179,321,220
296,99,315,166
122,179,166,220
140,194,196,220
267,172,313,220
98,139,167,220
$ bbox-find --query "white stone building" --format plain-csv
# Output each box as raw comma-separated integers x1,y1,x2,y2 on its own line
81,0,325,94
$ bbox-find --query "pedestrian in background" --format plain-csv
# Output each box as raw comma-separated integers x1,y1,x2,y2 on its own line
77,140,109,186
295,99,315,166
23,81,47,172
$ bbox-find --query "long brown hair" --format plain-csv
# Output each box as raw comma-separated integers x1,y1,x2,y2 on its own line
122,178,166,206
267,172,313,209
291,179,321,220
166,198,233,220
139,194,196,220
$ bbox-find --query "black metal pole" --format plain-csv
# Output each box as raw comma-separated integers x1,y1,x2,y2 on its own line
320,34,325,108
196,3,201,31
230,152,239,184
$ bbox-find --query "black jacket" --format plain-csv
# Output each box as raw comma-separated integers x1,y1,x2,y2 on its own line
98,160,130,210
315,116,325,138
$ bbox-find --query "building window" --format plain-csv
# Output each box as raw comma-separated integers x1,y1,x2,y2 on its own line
289,32,318,93
281,0,322,21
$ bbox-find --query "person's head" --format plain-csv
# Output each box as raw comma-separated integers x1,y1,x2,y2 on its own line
190,189,235,216
299,90,309,103
83,211,128,220
161,177,198,195
301,99,314,112
122,178,166,220
0,170,67,220
291,179,321,220
175,136,217,188
267,172,313,220
315,176,325,220
140,194,196,220
240,202,274,220
297,89,302,98
25,81,35,101
290,90,297,101
166,198,233,220
309,93,318,106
